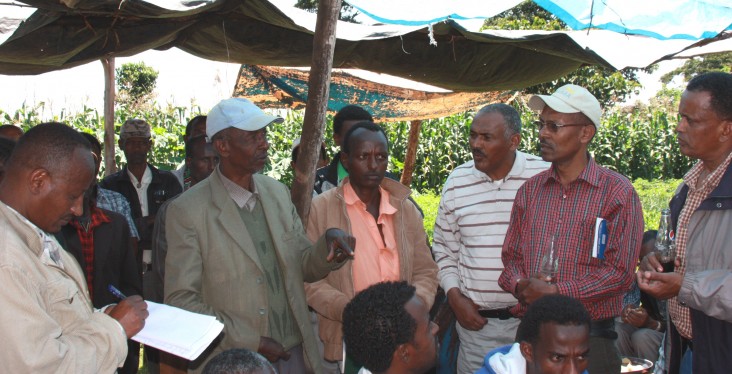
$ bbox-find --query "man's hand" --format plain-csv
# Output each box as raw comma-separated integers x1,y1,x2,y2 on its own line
258,336,291,363
637,268,683,300
516,277,558,305
107,295,148,338
324,228,355,263
640,251,664,272
621,305,649,328
446,288,486,331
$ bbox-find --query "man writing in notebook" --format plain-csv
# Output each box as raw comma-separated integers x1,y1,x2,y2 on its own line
0,123,148,372
498,85,644,373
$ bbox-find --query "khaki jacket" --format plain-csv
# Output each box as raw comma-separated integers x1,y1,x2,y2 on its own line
0,202,127,373
305,177,438,361
165,169,336,372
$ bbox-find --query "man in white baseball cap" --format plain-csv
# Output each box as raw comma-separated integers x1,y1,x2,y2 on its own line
499,84,644,373
165,97,356,373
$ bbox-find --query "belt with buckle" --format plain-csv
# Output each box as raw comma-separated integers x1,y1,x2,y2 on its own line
478,308,514,320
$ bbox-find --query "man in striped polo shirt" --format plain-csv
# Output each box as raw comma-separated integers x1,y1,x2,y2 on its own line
432,103,549,373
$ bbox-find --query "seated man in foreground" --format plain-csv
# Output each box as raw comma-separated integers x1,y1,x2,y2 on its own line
477,294,591,374
343,281,439,374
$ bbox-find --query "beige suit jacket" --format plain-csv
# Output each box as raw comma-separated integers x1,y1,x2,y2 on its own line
164,168,334,372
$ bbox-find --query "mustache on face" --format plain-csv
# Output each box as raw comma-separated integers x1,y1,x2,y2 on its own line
471,148,486,157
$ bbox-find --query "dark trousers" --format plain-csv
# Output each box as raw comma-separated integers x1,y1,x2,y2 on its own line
587,319,620,374
690,309,732,373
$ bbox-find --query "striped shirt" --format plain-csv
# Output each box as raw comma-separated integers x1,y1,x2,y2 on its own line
499,157,644,320
433,151,549,309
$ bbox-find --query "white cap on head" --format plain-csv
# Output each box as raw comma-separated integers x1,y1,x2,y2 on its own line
528,84,602,128
207,98,283,139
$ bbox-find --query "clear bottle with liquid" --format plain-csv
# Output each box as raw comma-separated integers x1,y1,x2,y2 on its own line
656,209,676,272
540,234,559,282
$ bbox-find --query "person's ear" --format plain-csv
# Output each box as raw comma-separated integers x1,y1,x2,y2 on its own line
509,133,521,151
580,125,596,144
118,138,124,151
520,341,534,363
719,119,732,143
396,343,410,364
28,168,51,195
212,137,229,159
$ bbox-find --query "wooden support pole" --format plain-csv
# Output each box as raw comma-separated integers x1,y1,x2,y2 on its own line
101,56,117,176
291,0,342,226
400,119,422,187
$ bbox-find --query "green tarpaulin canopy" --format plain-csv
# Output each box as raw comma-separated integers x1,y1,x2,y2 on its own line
0,0,612,91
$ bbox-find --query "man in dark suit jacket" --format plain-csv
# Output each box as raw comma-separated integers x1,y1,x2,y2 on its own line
56,184,142,374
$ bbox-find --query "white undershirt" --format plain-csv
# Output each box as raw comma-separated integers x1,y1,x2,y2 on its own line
127,165,152,217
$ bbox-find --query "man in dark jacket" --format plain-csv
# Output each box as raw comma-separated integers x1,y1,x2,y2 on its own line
639,72,732,374
56,185,142,374
100,118,181,272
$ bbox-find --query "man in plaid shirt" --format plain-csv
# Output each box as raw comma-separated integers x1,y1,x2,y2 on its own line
638,72,732,374
499,84,644,374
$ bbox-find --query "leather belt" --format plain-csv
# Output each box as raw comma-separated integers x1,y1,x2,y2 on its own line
478,308,514,320
590,318,618,340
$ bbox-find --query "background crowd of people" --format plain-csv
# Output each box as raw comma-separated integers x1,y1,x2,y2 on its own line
0,71,731,374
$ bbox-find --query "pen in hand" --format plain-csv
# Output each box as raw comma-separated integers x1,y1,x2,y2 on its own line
108,284,127,300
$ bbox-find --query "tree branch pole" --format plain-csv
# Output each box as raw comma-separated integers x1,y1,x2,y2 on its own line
292,0,342,225
400,119,422,187
101,56,117,176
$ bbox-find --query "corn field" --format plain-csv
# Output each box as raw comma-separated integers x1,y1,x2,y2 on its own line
1,98,692,195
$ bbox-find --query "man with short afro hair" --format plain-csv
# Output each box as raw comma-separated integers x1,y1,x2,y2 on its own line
343,281,438,374
202,349,275,374
314,105,373,194
477,294,591,374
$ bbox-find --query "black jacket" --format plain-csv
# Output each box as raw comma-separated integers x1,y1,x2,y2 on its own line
99,164,181,251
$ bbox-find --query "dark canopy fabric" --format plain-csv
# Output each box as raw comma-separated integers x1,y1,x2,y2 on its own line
0,0,612,91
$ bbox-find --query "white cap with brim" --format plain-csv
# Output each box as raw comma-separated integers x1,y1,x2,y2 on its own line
528,84,602,128
207,97,284,139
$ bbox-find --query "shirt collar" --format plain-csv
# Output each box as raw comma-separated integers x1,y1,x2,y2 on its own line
546,154,602,188
127,165,152,186
218,167,259,210
69,206,111,232
683,150,732,191
470,151,525,182
343,181,397,216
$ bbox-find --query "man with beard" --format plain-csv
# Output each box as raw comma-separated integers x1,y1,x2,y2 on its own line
499,85,644,373
432,104,548,373
0,122,148,372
